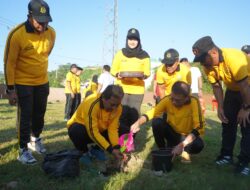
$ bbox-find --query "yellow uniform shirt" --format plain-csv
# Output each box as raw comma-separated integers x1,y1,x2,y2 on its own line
204,48,250,91
65,72,77,93
89,81,98,94
111,50,151,94
144,96,205,136
156,64,192,95
4,21,56,86
67,94,122,150
76,75,81,93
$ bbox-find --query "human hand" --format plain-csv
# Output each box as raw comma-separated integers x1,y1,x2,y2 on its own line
117,73,123,79
71,92,75,98
7,91,17,106
130,121,140,134
237,108,250,127
217,106,228,124
171,143,184,157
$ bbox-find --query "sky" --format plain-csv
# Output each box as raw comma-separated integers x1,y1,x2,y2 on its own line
0,0,249,72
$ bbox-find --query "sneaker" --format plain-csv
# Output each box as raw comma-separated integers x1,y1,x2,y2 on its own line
17,148,37,165
215,155,233,165
153,170,164,177
28,137,46,154
79,152,92,167
90,147,107,161
181,151,191,163
235,162,250,176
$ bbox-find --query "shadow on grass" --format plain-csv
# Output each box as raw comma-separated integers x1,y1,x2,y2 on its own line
120,117,250,190
0,140,109,190
0,121,66,156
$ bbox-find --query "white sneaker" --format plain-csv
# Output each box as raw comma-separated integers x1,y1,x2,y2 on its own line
28,137,46,154
153,170,164,177
17,148,37,165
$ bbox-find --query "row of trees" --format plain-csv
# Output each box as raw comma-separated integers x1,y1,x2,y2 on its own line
0,63,212,92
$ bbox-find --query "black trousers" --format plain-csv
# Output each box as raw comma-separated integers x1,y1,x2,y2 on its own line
73,93,81,112
152,118,204,154
64,93,76,119
16,83,49,149
221,90,250,164
119,93,144,136
68,123,110,153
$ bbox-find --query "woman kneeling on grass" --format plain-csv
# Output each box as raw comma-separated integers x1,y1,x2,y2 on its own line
130,81,205,170
67,85,123,167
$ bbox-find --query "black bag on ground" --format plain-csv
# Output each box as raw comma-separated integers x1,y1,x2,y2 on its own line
42,149,81,178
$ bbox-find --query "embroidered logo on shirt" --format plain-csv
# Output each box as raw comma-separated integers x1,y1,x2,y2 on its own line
24,44,34,51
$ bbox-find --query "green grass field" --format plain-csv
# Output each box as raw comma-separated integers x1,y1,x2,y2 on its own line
0,99,249,190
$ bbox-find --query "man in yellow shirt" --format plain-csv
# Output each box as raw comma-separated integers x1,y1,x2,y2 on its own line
156,49,191,99
67,85,123,166
4,0,55,165
130,81,205,169
73,66,83,112
64,64,78,121
192,36,250,176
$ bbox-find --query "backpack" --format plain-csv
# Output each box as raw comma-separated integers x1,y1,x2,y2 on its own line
42,149,81,178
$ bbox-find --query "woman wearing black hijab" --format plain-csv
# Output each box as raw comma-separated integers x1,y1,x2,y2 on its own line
111,28,151,136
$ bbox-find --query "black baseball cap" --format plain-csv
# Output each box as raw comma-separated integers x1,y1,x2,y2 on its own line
161,49,179,65
192,36,216,62
28,0,52,23
241,45,250,54
77,66,83,71
127,28,140,40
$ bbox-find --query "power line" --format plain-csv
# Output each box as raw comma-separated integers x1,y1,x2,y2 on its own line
0,17,16,30
0,17,16,25
102,0,118,66
51,54,102,64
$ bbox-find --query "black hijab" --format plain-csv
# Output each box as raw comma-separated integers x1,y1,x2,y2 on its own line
122,28,149,59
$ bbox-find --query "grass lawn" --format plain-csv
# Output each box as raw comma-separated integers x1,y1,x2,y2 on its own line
0,99,250,190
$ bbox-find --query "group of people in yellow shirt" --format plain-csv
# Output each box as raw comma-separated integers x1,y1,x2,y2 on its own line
67,28,206,174
64,64,83,121
67,30,250,176
3,0,250,176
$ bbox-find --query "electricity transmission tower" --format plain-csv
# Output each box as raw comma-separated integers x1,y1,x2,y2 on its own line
102,0,118,66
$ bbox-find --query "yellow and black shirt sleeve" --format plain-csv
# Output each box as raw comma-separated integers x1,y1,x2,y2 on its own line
86,98,113,153
107,105,122,148
4,23,23,89
143,96,169,121
110,51,121,77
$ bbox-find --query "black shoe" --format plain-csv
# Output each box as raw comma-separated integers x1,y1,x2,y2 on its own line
215,155,233,165
234,162,250,176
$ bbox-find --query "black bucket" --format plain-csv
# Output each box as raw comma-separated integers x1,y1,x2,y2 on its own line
151,149,173,172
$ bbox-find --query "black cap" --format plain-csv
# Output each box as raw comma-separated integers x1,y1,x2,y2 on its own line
241,45,250,54
28,0,52,23
161,49,179,65
77,66,83,71
70,64,78,69
192,36,216,62
127,28,140,40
